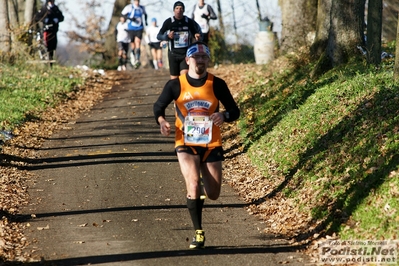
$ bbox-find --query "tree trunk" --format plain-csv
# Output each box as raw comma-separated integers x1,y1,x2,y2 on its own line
7,0,19,27
311,0,364,77
24,0,35,26
327,0,363,66
280,0,317,54
366,0,382,65
7,0,19,51
393,12,399,81
0,0,11,52
310,0,331,59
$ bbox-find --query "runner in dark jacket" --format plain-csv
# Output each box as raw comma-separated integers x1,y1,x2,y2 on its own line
157,1,202,79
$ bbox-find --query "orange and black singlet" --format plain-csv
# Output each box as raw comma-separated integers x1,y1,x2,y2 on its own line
153,73,240,148
174,73,221,147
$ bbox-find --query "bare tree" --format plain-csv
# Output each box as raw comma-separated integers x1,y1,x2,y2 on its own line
255,0,261,20
65,0,109,61
215,0,225,36
230,0,238,44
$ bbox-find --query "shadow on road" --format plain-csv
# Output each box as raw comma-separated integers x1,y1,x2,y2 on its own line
4,244,306,266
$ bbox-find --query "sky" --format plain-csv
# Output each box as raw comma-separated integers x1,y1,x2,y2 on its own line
56,0,281,46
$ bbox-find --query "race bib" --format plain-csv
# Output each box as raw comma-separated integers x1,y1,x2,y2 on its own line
173,31,189,48
184,115,213,144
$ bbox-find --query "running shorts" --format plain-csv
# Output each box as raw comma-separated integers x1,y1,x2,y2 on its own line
175,145,224,163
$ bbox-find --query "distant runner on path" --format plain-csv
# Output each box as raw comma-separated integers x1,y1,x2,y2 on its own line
156,1,202,79
153,41,240,249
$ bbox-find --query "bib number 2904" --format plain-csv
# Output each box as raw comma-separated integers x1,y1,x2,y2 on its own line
184,116,212,144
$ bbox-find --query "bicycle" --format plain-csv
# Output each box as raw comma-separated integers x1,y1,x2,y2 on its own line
28,24,54,61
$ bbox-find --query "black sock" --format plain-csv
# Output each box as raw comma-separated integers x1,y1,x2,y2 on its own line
187,198,205,230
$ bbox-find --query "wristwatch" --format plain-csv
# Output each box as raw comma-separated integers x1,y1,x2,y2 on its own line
223,111,230,120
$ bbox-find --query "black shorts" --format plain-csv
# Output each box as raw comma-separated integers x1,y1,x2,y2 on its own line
127,30,143,41
118,42,129,53
175,146,224,163
168,52,188,76
149,42,161,50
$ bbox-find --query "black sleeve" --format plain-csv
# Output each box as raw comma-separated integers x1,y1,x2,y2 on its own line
153,79,181,124
207,5,217,20
55,7,64,22
157,18,170,41
213,77,240,122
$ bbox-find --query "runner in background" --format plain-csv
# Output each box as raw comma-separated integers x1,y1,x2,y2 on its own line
157,1,202,79
121,0,148,69
145,18,163,70
191,0,217,45
115,16,130,71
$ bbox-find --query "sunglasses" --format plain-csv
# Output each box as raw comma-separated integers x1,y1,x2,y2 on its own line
190,55,209,60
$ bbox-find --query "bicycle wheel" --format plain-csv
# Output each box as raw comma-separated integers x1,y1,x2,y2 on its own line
37,44,49,60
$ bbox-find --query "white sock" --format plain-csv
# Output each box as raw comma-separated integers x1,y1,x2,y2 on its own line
153,60,158,69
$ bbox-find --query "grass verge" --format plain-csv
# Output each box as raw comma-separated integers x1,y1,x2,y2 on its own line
238,51,399,241
0,63,83,131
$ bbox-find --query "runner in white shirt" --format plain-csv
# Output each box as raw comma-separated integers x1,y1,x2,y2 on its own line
191,0,217,45
115,16,131,71
145,18,163,69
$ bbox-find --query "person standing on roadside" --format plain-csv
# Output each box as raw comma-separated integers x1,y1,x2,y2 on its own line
145,18,163,69
157,1,202,79
191,0,217,45
115,16,130,71
121,0,148,69
34,0,64,62
153,41,240,249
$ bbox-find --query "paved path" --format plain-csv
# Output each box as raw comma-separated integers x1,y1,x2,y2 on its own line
21,69,311,266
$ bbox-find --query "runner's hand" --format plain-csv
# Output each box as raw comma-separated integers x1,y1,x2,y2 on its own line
210,112,224,127
160,121,171,136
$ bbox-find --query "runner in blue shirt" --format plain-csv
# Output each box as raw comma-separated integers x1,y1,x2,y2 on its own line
121,0,148,69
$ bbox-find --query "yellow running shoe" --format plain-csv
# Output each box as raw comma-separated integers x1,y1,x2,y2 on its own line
189,230,205,249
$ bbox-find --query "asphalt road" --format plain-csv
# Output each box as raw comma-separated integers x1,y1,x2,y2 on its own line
20,68,311,266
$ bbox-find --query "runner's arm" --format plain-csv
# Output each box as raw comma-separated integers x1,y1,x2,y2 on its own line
207,5,217,20
153,79,181,124
213,78,240,122
190,19,203,41
143,6,148,25
157,19,171,41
